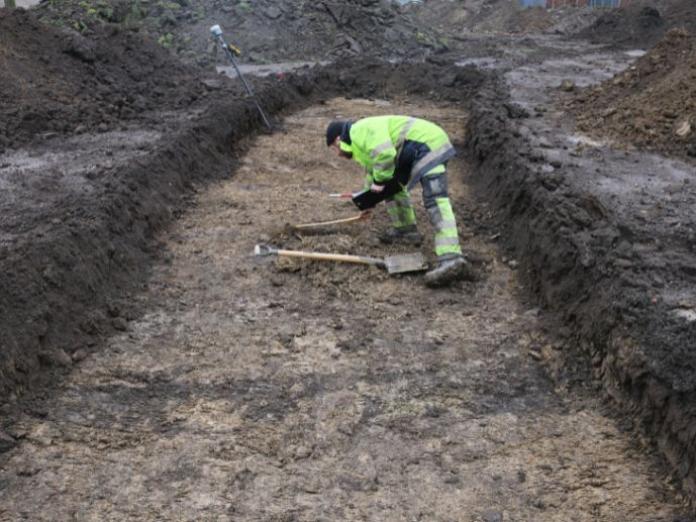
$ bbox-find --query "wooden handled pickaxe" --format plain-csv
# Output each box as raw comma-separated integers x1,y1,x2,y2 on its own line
290,211,371,231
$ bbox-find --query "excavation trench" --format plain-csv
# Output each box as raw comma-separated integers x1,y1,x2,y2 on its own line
0,97,689,520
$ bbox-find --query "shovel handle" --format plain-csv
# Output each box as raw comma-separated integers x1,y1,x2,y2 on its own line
293,211,370,230
275,249,384,267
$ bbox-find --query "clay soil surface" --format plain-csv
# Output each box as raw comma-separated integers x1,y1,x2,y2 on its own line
0,98,689,520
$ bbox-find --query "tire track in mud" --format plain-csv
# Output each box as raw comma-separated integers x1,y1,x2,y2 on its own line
0,99,688,521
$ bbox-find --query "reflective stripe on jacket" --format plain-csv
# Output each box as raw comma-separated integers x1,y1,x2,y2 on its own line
348,116,452,185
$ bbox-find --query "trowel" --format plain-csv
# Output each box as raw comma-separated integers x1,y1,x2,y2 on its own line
254,244,427,275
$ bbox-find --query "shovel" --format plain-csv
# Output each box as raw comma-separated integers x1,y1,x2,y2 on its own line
254,244,427,275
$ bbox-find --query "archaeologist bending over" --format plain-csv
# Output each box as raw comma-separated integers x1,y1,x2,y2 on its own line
326,115,472,286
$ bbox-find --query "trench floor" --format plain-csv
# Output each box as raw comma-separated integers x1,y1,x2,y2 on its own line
0,99,688,521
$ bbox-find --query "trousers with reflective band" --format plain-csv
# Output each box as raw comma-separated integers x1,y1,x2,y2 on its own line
386,192,417,228
347,115,451,185
385,169,461,259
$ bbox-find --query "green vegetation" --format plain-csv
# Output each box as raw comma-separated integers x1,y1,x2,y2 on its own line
36,0,209,54
123,1,147,29
237,1,252,13
157,32,174,48
157,1,181,11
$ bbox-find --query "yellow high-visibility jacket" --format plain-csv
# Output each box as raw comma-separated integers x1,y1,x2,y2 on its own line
343,115,454,186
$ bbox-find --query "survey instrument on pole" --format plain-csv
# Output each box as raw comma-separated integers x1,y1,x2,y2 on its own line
210,24,273,131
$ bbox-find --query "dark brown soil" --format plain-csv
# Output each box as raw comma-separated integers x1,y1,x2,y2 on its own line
424,0,598,37
576,3,666,47
566,28,696,162
3,1,696,515
0,9,217,152
0,7,485,399
1,95,691,521
468,59,696,501
34,0,447,66
576,0,696,48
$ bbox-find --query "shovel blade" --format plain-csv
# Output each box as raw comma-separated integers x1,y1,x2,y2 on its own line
254,244,276,257
383,252,427,274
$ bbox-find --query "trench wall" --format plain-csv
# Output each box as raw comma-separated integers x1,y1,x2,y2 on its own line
2,49,694,503
465,76,696,500
0,60,484,399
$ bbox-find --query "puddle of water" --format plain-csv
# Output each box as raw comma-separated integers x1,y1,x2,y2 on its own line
455,57,499,69
0,130,161,174
625,49,647,58
216,61,326,78
566,133,606,148
675,309,696,323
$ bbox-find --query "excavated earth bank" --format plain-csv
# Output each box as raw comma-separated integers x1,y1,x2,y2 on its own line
576,0,696,48
569,28,696,163
34,0,447,66
466,50,696,500
2,7,696,517
0,8,484,400
1,93,693,521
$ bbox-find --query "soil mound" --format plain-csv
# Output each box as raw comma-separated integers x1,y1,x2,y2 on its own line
35,0,447,66
414,0,599,36
576,0,696,48
577,4,665,46
470,1,556,34
567,28,696,160
0,9,212,152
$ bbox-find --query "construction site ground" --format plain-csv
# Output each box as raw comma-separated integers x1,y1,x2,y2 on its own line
0,97,689,521
1,4,696,521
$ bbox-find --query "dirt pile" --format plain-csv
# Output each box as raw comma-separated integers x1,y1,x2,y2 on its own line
567,28,696,160
404,0,477,35
469,1,556,34
577,3,666,46
411,0,599,36
0,8,215,152
35,0,447,66
576,0,696,47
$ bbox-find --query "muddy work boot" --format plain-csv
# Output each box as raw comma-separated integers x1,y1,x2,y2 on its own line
424,255,474,287
378,225,423,246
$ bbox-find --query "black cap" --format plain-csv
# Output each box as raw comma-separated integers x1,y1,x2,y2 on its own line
326,120,352,147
